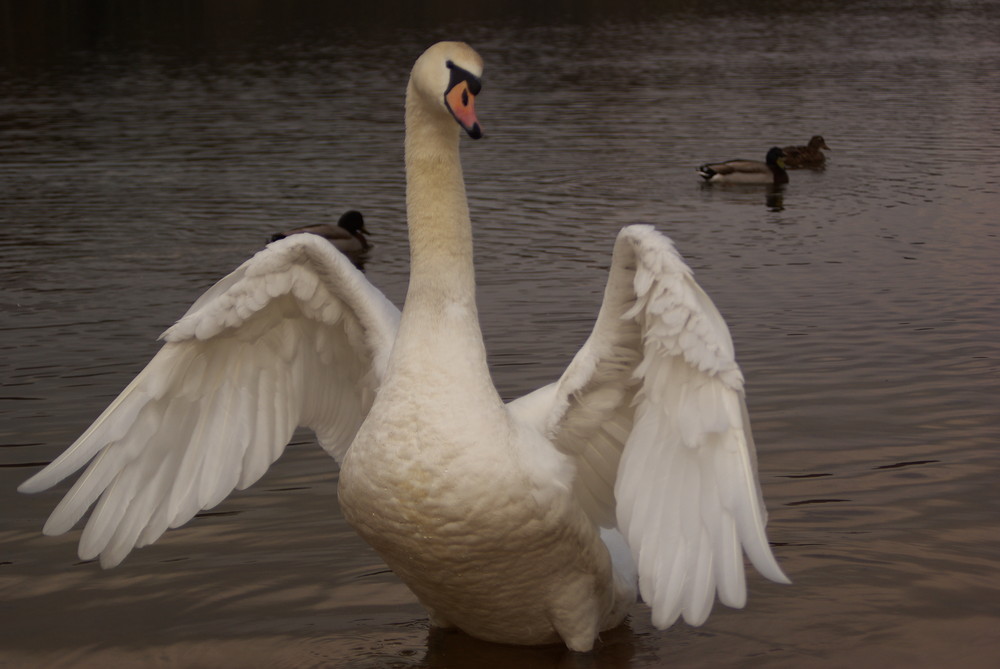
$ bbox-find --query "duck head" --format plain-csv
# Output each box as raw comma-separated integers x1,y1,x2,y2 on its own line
809,135,831,151
338,210,368,235
765,147,786,169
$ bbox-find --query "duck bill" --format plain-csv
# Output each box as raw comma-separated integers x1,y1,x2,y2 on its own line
445,80,483,139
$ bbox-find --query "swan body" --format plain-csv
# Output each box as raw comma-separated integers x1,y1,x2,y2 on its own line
782,135,830,168
20,42,788,652
270,209,371,253
698,147,789,185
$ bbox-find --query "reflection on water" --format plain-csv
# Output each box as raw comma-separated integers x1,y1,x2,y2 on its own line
3,1,1000,667
698,182,787,212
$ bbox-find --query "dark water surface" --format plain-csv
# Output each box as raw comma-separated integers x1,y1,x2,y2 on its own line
2,1,999,667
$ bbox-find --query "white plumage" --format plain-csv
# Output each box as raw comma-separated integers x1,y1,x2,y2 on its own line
20,41,788,651
26,237,398,566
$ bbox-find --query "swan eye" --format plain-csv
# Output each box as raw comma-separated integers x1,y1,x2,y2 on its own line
446,60,482,95
444,61,483,139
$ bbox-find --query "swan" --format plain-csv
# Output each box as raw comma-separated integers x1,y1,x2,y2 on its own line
782,135,830,168
19,41,789,652
270,209,371,253
697,147,789,185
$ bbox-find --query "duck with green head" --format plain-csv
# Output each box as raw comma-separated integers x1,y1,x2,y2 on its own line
270,209,371,253
697,147,789,185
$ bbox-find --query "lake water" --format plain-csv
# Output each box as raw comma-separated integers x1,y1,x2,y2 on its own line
2,1,999,667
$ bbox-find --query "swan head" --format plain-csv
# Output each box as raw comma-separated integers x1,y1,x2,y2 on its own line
410,41,484,139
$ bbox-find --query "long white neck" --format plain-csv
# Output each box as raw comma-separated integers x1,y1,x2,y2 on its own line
403,82,476,305
385,81,497,403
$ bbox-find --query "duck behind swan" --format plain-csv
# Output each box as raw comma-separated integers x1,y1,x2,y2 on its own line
270,209,371,253
20,42,788,652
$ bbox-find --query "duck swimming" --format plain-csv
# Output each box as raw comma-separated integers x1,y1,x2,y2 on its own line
698,147,789,185
270,209,371,253
20,41,788,652
782,135,830,168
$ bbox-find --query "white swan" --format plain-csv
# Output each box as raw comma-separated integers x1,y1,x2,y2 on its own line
19,41,788,652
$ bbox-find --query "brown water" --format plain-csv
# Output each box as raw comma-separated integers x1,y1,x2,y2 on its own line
2,2,1000,667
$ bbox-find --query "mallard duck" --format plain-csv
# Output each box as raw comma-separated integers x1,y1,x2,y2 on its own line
270,209,371,253
782,135,830,168
697,147,789,185
20,42,788,652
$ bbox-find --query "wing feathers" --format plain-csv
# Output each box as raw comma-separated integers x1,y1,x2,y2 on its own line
22,379,152,495
238,371,276,490
523,225,786,631
615,226,788,625
20,234,400,567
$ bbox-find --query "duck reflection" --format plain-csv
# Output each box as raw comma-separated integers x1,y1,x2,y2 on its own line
698,181,786,212
766,186,785,211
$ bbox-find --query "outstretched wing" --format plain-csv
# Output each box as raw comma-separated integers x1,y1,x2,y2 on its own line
508,224,788,629
18,234,400,568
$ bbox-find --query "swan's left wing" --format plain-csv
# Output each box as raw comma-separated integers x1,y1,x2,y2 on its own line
508,224,788,629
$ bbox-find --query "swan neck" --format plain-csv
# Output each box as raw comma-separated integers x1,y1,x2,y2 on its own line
403,86,476,300
383,83,500,408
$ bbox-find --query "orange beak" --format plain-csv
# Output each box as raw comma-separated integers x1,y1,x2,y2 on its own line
446,80,482,139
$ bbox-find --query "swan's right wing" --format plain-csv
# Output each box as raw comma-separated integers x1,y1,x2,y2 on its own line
18,234,400,568
509,225,787,629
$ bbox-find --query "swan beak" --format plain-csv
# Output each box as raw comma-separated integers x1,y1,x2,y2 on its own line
446,80,483,139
